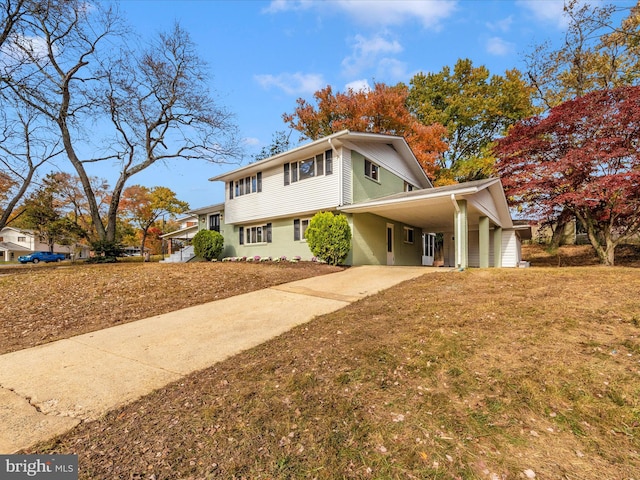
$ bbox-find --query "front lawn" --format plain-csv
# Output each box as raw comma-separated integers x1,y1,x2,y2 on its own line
0,261,342,355
25,264,640,479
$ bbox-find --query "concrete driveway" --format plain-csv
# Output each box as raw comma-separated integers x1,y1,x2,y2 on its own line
0,265,442,453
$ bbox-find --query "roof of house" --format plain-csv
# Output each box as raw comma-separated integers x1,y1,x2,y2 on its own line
0,241,31,252
208,130,433,188
339,178,514,231
186,203,224,215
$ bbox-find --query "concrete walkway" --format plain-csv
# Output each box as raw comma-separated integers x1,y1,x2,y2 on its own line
0,265,437,453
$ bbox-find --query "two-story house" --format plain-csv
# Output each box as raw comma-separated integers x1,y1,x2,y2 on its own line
0,227,90,262
192,130,525,268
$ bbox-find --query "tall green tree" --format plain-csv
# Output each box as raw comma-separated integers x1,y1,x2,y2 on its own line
407,59,536,183
19,173,85,252
525,0,640,109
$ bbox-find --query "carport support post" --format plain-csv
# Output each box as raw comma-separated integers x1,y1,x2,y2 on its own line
453,199,468,269
493,227,503,268
479,216,490,268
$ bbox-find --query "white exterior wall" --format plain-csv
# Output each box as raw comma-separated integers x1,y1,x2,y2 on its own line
224,158,342,224
501,229,521,267
0,228,46,251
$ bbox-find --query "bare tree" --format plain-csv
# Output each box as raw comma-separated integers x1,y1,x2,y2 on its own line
0,105,61,230
1,1,239,244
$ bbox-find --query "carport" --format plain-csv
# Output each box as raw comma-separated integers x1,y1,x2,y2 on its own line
339,178,523,268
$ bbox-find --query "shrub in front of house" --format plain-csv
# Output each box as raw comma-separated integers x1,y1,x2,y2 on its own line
305,212,352,266
192,230,224,261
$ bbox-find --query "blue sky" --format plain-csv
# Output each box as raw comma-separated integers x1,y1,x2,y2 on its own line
108,0,632,209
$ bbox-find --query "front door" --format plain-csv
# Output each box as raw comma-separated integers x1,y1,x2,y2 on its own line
386,223,395,265
422,233,436,266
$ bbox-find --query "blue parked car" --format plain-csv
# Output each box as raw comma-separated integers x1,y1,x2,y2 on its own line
18,252,66,264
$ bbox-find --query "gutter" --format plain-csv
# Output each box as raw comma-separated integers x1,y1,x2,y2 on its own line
328,137,341,206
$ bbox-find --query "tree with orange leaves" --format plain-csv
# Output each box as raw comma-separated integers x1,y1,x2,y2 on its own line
283,83,448,181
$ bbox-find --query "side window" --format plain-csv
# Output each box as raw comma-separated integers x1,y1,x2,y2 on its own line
365,159,379,181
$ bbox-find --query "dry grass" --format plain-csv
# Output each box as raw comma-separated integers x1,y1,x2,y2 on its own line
0,261,342,355
20,250,640,479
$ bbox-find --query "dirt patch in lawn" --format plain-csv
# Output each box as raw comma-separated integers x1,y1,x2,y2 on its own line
0,261,342,355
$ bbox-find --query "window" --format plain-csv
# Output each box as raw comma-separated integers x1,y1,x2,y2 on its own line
231,172,262,198
325,149,333,175
17,236,26,242
284,150,333,185
365,159,379,181
404,182,416,192
299,158,315,180
241,223,272,245
293,218,310,241
404,227,414,244
209,214,220,232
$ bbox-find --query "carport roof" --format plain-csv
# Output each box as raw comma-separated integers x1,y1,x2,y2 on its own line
0,241,31,252
339,178,514,231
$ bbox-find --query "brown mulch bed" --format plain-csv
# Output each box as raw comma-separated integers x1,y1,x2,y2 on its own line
0,261,342,355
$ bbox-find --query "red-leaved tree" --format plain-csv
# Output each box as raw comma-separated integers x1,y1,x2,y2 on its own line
283,83,448,181
495,86,640,266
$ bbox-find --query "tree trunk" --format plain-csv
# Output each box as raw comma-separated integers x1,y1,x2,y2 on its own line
550,208,573,248
585,224,616,266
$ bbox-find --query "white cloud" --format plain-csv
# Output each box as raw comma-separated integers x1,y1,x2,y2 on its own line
333,0,457,29
254,72,326,95
344,79,371,92
243,137,260,146
342,33,403,78
376,57,410,81
264,0,457,29
517,0,571,29
486,15,514,33
486,36,515,56
262,0,314,14
1,34,52,63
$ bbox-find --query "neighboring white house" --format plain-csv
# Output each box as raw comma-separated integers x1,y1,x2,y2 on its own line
183,130,526,268
0,227,90,262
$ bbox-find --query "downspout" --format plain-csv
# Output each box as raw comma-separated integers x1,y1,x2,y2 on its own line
451,194,461,269
328,138,341,206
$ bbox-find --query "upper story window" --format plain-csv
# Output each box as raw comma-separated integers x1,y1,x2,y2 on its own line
284,150,333,186
229,172,262,200
364,159,379,181
17,236,26,242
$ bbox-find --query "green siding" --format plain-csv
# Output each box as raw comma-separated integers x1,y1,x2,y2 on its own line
351,213,423,266
351,151,406,203
221,217,315,260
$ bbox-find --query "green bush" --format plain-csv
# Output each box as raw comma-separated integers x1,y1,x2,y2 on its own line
305,212,352,266
192,229,224,261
